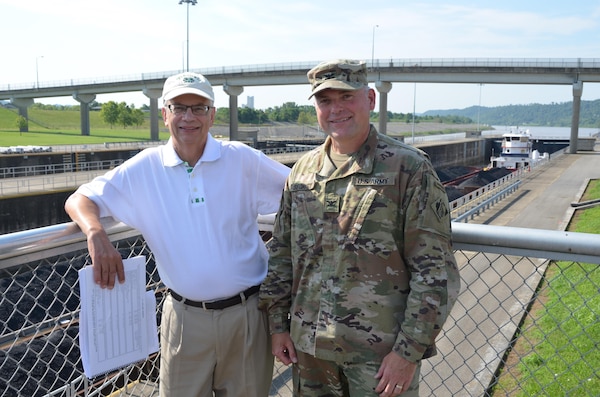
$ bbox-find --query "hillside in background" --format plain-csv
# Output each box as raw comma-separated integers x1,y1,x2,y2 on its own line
423,99,600,128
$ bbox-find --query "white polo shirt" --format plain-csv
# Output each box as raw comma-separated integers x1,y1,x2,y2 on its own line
76,134,289,301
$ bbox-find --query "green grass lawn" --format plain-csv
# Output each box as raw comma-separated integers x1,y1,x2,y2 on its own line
494,179,600,396
0,107,170,145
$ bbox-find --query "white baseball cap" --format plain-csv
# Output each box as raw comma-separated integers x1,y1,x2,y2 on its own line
162,72,214,102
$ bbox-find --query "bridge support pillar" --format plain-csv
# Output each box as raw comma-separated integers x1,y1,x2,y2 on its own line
223,83,244,141
10,98,34,132
73,93,96,136
375,81,392,135
569,81,583,154
143,88,162,141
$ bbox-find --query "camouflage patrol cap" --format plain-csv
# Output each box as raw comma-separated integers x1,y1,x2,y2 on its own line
307,59,368,99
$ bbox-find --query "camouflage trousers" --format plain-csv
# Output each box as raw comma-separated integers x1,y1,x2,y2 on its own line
291,350,420,397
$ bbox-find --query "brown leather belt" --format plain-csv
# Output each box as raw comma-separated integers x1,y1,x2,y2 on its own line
169,285,260,310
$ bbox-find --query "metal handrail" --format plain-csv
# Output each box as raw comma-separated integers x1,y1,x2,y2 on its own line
452,180,522,223
2,216,600,268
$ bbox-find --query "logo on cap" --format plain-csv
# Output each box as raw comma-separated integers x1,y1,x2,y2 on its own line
162,72,215,102
182,75,201,84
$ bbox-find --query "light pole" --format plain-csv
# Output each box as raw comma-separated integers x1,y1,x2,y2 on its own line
179,0,197,72
182,41,185,72
371,25,379,70
36,55,44,89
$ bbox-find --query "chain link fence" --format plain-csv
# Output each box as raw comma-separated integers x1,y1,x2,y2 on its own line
1,220,599,396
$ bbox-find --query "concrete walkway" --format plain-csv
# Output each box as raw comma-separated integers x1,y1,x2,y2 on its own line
420,145,600,396
468,147,600,230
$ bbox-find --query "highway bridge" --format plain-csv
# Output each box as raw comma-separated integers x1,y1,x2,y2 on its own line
2,58,600,151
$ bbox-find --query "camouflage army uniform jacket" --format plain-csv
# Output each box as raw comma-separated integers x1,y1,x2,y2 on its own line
259,125,460,364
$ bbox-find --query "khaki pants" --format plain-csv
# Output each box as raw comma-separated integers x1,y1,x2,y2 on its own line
159,293,273,397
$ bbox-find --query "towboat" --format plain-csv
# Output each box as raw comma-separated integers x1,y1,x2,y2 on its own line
489,128,547,170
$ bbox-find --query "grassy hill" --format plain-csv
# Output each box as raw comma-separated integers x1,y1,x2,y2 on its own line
4,98,600,147
423,99,600,128
0,107,170,146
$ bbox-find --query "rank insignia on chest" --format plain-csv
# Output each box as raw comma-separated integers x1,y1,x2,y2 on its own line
324,193,340,213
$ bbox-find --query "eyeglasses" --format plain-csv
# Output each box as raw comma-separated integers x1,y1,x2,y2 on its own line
167,104,213,116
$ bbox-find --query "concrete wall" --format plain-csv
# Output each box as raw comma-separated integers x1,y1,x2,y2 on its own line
1,190,73,234
0,149,141,177
419,138,488,168
0,137,494,235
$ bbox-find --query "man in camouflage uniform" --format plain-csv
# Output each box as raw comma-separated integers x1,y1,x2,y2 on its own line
259,59,460,397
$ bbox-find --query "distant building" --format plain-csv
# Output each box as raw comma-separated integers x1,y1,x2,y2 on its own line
246,96,254,109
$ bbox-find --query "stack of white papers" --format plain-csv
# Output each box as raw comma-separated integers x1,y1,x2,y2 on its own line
78,255,159,378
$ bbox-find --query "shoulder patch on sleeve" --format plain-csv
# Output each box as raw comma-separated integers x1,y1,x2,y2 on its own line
431,197,449,221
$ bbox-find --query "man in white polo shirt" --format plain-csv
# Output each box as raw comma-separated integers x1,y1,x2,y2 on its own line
65,71,290,396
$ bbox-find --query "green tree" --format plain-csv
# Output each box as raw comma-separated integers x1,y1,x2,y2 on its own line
238,107,257,124
215,107,230,124
100,101,120,128
99,101,144,129
15,115,28,132
117,102,134,128
268,102,301,122
131,108,145,127
297,111,314,125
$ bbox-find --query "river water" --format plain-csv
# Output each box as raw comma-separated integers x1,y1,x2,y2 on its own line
407,125,598,144
485,125,598,139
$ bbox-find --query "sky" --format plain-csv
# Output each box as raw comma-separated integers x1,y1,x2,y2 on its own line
2,0,600,114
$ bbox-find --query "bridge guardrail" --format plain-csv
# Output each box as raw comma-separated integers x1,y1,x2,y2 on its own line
3,58,600,91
